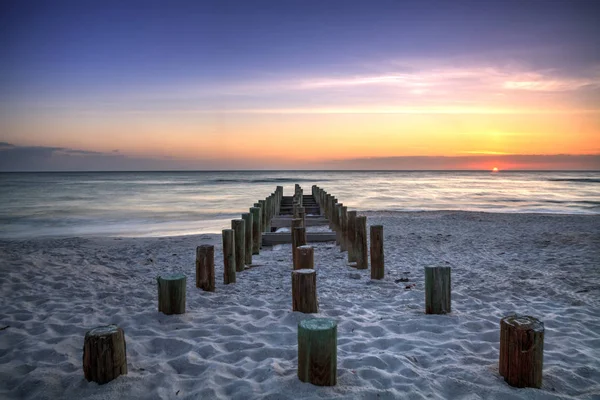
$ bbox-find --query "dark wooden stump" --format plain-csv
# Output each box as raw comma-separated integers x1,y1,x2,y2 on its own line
424,266,451,314
231,219,245,272
347,211,357,263
298,318,337,386
292,225,307,269
157,274,186,315
83,325,127,384
242,212,253,265
292,269,317,313
250,207,261,255
196,245,214,291
499,315,544,388
340,206,348,252
355,216,368,269
295,245,314,270
222,229,236,284
370,225,384,279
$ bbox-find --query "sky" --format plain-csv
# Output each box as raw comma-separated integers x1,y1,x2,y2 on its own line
1,0,599,171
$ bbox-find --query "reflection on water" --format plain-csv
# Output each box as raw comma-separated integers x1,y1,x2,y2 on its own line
0,171,598,238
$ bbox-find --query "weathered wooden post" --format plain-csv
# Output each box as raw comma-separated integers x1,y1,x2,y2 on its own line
222,229,236,284
424,266,451,314
295,245,314,270
355,216,368,269
347,211,357,263
258,200,267,232
196,244,215,291
242,212,253,265
83,325,127,384
334,204,343,246
370,225,384,279
292,226,307,269
291,218,303,267
298,318,337,386
340,206,348,252
499,315,544,388
292,269,317,313
157,274,186,314
231,219,245,272
250,207,261,255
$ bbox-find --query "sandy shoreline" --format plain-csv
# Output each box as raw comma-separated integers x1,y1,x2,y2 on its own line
1,211,599,399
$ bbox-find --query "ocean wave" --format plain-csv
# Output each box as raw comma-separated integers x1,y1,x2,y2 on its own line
210,178,325,184
548,178,600,183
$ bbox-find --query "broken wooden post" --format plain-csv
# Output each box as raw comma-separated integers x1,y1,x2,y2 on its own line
291,269,317,313
295,245,314,270
347,211,357,263
250,207,261,255
83,325,127,384
242,212,253,265
157,274,186,315
499,315,544,388
355,216,368,269
196,244,215,291
231,219,245,272
298,318,337,386
370,225,384,279
424,266,451,314
222,229,236,284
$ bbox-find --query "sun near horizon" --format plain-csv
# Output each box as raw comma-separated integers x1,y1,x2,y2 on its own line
1,0,599,171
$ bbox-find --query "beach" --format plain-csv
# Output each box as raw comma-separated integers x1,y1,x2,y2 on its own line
0,210,598,399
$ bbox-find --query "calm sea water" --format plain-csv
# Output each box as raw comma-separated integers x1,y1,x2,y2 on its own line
0,171,598,238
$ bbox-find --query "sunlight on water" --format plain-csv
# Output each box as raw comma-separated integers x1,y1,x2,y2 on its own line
0,171,598,238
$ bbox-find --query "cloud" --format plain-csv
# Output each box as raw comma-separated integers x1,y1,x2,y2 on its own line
323,154,600,170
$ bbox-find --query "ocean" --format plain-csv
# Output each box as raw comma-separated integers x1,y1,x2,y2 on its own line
0,171,598,239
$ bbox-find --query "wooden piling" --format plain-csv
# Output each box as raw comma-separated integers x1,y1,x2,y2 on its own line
424,266,451,314
499,315,544,388
298,318,337,386
292,269,318,313
295,245,314,270
250,207,261,255
83,325,127,384
370,225,384,279
196,244,215,291
242,212,253,265
291,219,304,267
222,229,236,284
334,204,342,246
347,211,357,263
292,226,307,268
157,274,186,315
340,206,348,252
231,219,245,272
355,216,368,269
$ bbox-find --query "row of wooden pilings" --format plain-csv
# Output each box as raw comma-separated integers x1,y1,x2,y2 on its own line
312,185,383,278
82,186,285,385
82,184,544,390
308,184,544,389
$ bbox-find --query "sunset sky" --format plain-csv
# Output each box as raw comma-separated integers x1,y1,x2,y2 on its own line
1,0,599,170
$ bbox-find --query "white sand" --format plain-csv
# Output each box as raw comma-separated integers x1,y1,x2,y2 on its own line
0,211,599,399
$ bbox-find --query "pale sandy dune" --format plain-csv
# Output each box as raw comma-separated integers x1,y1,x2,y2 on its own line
0,211,599,399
